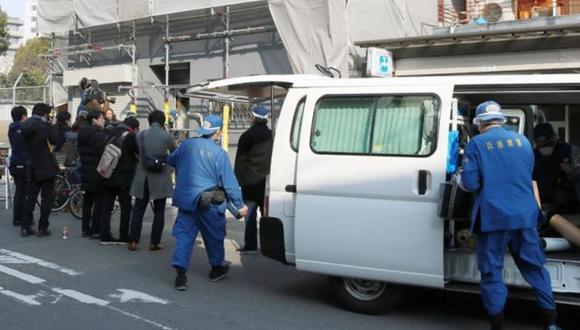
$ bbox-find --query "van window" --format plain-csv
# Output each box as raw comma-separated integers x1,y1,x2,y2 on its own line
371,96,439,156
290,98,306,151
311,97,373,153
311,95,439,156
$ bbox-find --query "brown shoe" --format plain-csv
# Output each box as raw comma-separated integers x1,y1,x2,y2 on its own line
128,241,138,251
149,243,163,251
37,229,51,238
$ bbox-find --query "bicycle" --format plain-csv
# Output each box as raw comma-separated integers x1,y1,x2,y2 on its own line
37,167,118,219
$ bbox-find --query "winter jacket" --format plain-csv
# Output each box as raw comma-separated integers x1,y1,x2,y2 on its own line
21,115,59,181
234,122,273,202
78,124,106,192
8,121,28,167
103,125,138,188
130,123,176,200
50,123,71,152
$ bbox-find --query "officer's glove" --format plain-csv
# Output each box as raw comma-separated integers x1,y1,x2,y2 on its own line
539,203,559,230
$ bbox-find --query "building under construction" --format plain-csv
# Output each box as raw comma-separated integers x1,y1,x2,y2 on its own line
36,0,439,128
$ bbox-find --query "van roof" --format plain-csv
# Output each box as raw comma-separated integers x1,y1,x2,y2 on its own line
181,74,580,102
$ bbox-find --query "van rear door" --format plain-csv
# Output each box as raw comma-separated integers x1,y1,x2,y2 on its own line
294,84,453,288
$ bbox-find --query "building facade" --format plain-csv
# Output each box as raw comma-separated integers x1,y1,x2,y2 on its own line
0,16,23,74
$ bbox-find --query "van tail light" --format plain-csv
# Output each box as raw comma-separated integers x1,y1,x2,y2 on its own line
263,175,270,218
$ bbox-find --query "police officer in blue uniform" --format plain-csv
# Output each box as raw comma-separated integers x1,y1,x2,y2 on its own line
168,115,248,291
459,101,561,330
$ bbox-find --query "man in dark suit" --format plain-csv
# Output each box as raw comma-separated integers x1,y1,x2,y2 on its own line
21,103,59,237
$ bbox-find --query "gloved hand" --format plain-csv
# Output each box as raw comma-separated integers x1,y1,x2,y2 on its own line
539,203,559,230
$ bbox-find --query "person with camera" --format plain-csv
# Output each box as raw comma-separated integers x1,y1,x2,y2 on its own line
99,117,140,245
78,110,107,238
168,115,248,290
128,110,176,251
8,106,29,227
20,103,59,237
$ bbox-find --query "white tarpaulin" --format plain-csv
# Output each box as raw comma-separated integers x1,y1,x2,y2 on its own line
74,0,118,28
268,0,350,77
151,0,262,16
347,0,438,42
37,0,263,33
37,0,74,33
118,0,151,21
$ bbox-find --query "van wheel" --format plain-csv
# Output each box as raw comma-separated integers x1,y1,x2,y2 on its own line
328,276,401,315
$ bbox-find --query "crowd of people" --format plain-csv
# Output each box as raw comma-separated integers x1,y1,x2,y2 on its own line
7,98,273,289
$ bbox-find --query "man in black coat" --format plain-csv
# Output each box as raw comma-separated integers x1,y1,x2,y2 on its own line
234,106,273,254
99,117,139,245
8,106,28,227
21,103,59,237
78,110,106,238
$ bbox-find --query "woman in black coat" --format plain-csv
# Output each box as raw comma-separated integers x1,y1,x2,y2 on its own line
77,110,106,237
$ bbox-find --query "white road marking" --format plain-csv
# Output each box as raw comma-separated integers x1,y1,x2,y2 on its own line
0,250,176,330
0,249,82,276
0,255,28,264
0,265,46,284
51,288,110,306
109,289,169,304
0,286,42,306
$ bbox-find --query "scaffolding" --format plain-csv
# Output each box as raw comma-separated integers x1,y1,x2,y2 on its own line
41,2,277,122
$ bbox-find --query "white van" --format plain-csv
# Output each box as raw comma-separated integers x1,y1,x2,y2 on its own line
183,74,580,314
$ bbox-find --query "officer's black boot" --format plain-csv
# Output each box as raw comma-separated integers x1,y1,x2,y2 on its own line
174,266,187,291
489,312,504,330
542,309,562,330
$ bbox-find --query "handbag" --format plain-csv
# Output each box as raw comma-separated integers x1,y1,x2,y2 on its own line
139,131,166,173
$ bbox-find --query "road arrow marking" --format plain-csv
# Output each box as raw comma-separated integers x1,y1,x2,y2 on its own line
109,289,170,304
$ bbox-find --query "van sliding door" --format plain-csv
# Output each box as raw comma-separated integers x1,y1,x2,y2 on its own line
294,85,453,288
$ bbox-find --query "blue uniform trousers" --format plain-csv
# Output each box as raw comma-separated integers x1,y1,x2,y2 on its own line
171,207,227,271
477,228,556,315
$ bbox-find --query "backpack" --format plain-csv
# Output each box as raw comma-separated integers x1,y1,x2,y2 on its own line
97,131,128,179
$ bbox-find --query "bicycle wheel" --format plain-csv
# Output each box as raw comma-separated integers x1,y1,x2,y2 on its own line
69,189,83,220
37,175,72,212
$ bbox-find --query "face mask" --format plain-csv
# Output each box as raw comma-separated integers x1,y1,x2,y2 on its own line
539,146,554,156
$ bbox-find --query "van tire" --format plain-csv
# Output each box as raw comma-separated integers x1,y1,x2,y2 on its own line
328,276,401,315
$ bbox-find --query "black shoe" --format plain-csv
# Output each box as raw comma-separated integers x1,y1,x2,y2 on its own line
209,264,229,282
37,229,51,238
89,233,100,240
236,247,258,255
489,313,504,330
99,235,119,245
21,227,37,237
174,274,188,291
118,235,130,244
82,231,90,238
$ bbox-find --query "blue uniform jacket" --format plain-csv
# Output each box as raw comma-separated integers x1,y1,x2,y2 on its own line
167,137,244,213
461,127,540,232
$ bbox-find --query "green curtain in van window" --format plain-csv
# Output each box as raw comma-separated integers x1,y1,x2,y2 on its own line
372,98,425,155
312,98,373,153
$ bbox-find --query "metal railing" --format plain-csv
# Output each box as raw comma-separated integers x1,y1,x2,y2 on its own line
439,0,580,26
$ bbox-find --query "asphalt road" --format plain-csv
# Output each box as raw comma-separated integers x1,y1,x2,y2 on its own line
0,206,578,330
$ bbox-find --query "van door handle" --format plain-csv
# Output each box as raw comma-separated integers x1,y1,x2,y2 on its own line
285,184,297,193
418,170,428,195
